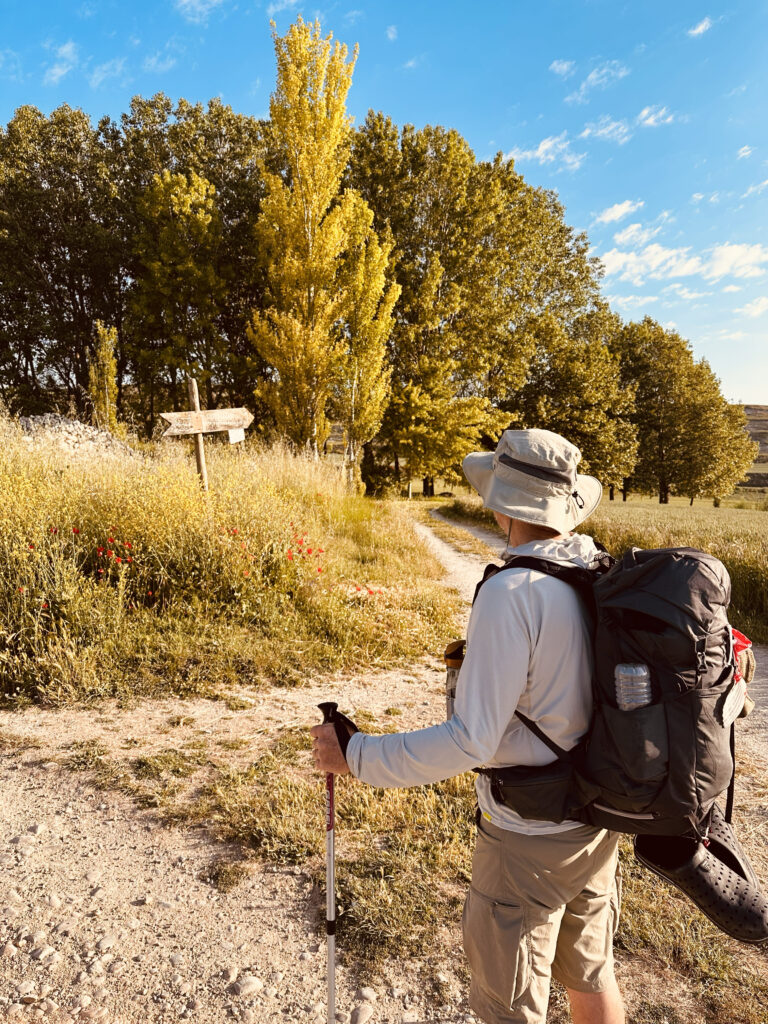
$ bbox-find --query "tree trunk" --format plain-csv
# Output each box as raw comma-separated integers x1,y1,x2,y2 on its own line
621,478,629,502
689,496,694,506
423,476,434,498
407,479,412,500
609,485,615,501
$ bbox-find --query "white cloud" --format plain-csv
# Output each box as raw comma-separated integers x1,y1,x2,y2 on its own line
549,59,575,78
723,285,742,293
89,56,126,89
594,199,644,224
691,192,705,203
737,145,753,159
743,179,768,198
176,0,225,20
43,41,79,85
607,294,659,310
602,240,768,286
579,115,632,145
637,105,674,127
143,50,177,73
737,296,768,318
403,57,419,70
265,0,299,16
706,243,768,280
0,48,22,81
344,9,363,23
664,283,710,301
507,131,586,173
601,243,704,285
386,25,397,41
566,60,629,104
688,16,713,37
613,222,661,246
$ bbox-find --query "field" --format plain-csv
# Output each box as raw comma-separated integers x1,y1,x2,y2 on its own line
444,493,768,642
2,430,768,1023
0,422,458,706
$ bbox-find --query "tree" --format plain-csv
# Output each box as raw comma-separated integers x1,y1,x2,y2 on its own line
129,169,227,430
88,321,121,435
249,18,397,458
0,105,123,413
506,308,637,487
611,318,755,503
347,114,602,490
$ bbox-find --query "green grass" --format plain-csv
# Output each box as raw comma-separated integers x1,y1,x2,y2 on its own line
443,494,768,642
0,424,459,705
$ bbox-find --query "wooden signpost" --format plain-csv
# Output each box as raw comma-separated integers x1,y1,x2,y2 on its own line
160,378,254,491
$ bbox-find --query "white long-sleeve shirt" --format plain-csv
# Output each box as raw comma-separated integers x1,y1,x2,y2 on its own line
345,533,601,834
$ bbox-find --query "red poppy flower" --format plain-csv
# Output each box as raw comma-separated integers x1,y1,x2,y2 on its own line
18,586,24,593
244,570,250,577
72,527,80,534
97,548,104,556
108,536,115,543
42,602,49,609
307,548,313,554
116,557,122,564
107,550,113,558
317,567,323,573
126,557,133,563
355,586,361,591
28,543,34,550
124,542,132,550
49,527,58,534
367,589,374,595
147,590,153,596
287,550,293,560
98,569,104,575
231,528,238,535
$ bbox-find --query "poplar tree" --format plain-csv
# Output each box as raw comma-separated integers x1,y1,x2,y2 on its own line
88,321,121,435
250,18,397,459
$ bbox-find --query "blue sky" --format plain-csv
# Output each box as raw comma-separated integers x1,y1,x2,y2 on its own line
1,1,767,403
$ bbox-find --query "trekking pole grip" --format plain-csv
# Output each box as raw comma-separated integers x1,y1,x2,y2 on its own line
319,701,338,725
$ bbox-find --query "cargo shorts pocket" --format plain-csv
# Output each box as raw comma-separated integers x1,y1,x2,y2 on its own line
462,887,530,1011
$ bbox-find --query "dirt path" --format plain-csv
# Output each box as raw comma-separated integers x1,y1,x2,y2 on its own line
1,514,766,1024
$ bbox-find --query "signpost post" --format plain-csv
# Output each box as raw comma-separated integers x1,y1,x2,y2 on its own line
160,378,254,491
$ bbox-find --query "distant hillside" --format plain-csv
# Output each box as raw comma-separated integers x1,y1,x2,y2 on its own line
742,405,768,486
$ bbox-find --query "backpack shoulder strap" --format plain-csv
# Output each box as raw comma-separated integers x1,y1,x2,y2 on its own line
513,710,572,761
473,555,603,606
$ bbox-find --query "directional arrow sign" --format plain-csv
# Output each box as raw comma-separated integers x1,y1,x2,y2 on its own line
161,407,254,438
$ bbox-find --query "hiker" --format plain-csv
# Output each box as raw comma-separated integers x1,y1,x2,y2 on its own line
311,429,625,1024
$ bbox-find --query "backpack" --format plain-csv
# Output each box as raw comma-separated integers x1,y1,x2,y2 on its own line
473,546,746,837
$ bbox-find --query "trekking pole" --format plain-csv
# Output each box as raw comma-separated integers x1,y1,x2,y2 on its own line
318,701,338,1024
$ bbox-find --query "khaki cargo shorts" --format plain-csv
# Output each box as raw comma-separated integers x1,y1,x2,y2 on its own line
462,813,621,1024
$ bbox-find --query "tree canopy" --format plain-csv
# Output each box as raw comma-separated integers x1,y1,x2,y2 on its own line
0,16,753,502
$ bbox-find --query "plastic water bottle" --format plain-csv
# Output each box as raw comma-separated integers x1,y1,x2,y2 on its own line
615,664,652,711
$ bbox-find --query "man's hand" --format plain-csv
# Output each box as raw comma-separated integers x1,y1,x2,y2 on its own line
311,722,350,775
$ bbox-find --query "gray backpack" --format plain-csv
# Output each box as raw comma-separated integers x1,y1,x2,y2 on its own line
477,547,742,837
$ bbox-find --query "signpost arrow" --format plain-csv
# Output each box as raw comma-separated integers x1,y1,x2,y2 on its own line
160,379,254,491
160,408,254,438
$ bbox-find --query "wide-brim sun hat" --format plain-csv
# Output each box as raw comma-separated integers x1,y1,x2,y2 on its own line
462,428,602,534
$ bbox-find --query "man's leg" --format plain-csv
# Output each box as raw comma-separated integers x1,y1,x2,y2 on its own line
566,976,625,1024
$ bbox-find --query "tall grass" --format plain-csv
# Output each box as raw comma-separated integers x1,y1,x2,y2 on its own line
0,422,458,704
443,495,768,642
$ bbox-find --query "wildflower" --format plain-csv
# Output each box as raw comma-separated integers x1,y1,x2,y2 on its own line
18,586,24,593
368,589,374,595
97,548,104,556
126,557,133,563
28,543,34,550
244,570,250,577
317,567,323,573
147,590,153,596
307,548,313,555
241,542,246,550
108,536,115,543
124,542,132,549
378,589,383,594
72,527,80,534
42,602,49,609
116,557,122,564
318,548,324,554
287,550,293,560
355,586,361,591
107,550,113,558
98,569,104,575
231,528,238,535
49,527,58,534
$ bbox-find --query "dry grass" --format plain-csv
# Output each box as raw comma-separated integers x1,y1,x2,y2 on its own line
0,422,459,704
444,494,768,642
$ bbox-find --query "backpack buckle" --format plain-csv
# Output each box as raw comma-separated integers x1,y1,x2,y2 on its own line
695,637,707,676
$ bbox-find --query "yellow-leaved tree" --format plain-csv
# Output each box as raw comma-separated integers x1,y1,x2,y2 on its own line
249,18,399,462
